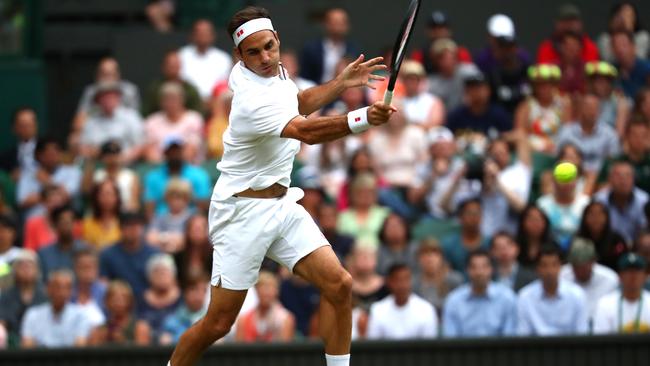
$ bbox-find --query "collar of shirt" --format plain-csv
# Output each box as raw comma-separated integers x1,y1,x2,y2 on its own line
465,282,499,300
607,189,637,207
236,61,279,87
538,281,566,300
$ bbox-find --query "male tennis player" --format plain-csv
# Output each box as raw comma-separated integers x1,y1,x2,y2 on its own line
168,6,395,366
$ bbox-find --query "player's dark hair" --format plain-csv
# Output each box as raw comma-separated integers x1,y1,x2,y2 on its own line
387,263,410,277
227,6,272,41
466,249,492,269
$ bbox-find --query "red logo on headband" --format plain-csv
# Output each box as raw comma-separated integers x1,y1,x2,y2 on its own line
355,117,361,122
237,29,244,37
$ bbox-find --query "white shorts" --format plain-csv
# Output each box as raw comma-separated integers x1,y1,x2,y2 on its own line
208,187,330,290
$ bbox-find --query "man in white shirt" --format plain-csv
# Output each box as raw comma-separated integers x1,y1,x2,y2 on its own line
179,19,233,101
168,7,394,366
400,60,445,129
593,253,650,334
367,264,438,339
559,238,619,324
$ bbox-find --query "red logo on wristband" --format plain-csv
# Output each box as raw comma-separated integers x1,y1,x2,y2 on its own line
355,117,361,122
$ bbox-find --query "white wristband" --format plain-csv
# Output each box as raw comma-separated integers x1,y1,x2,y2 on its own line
347,107,370,134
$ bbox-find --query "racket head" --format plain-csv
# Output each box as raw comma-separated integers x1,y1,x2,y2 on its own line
386,0,422,93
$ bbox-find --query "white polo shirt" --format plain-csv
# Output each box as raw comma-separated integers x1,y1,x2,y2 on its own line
366,294,438,340
21,302,92,347
212,61,301,201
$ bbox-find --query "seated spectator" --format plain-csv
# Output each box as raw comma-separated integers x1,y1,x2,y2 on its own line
594,253,650,334
236,271,295,343
82,180,122,250
376,214,418,275
73,57,141,131
144,82,204,164
516,205,556,267
0,106,39,178
427,39,478,111
142,50,202,116
317,204,353,261
367,264,437,339
22,184,68,252
612,30,650,98
337,173,390,248
441,198,490,274
100,213,159,306
536,4,599,64
21,269,93,347
206,89,233,160
179,19,232,101
537,165,590,249
514,64,571,153
0,250,46,348
37,205,87,280
143,138,210,219
556,93,620,174
410,10,473,74
634,88,650,123
335,147,386,211
597,2,650,63
446,70,513,137
89,280,151,345
474,14,531,114
399,60,445,128
595,161,648,244
0,215,20,266
556,32,586,94
145,0,175,33
17,138,81,219
517,245,588,335
348,243,388,310
560,238,619,324
159,273,208,345
79,82,144,164
540,144,593,196
412,238,463,314
137,254,181,340
173,215,212,286
82,140,141,213
576,201,628,270
490,231,537,292
585,61,629,135
72,249,106,326
279,275,319,337
147,179,193,254
443,250,517,337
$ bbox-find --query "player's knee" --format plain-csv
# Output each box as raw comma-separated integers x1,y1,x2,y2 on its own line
204,316,236,340
325,270,352,304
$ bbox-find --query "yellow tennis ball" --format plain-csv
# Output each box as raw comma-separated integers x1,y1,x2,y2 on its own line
554,162,577,183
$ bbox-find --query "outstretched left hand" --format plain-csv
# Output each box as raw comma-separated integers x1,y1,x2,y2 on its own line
338,54,387,90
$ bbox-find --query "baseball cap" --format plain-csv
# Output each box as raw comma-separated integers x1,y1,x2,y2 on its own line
567,237,597,264
464,69,487,86
618,253,647,271
401,60,426,77
100,140,122,156
487,14,516,43
557,3,581,20
161,135,185,151
428,11,449,27
427,126,454,145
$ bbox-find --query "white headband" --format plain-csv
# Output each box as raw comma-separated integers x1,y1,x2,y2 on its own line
233,18,275,47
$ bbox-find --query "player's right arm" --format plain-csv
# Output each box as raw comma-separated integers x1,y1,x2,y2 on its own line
281,101,396,144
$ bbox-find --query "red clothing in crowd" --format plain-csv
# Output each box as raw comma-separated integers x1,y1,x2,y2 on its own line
536,35,600,64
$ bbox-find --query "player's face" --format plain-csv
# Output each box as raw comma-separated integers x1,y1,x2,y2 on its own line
237,30,281,78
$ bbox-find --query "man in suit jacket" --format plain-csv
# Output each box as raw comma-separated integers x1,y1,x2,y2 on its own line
300,8,360,84
0,107,39,180
490,231,537,292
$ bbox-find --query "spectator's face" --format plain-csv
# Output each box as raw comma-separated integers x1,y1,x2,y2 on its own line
590,76,613,98
187,216,208,246
618,4,636,31
97,59,120,82
427,25,451,41
351,185,377,210
43,187,66,212
106,288,132,316
318,205,338,233
237,31,281,78
161,92,185,115
55,210,75,240
0,225,15,251
558,36,582,63
184,282,207,312
580,95,600,127
166,192,189,214
192,20,215,49
533,81,555,102
256,281,279,308
559,146,582,168
489,141,510,169
611,34,635,64
626,124,649,154
97,91,121,114
465,83,490,109
403,74,421,96
98,182,119,213
382,214,408,245
351,247,377,275
430,140,456,159
467,255,492,289
121,222,143,244
418,250,443,274
101,151,122,169
37,143,61,170
162,52,181,79
436,50,457,75
584,204,608,236
537,254,561,285
388,268,412,302
149,265,175,290
74,254,99,285
14,260,38,284
460,202,482,231
490,235,519,265
324,9,349,40
619,269,646,294
609,164,635,195
165,146,185,168
636,234,650,265
13,110,37,141
351,152,372,173
571,261,594,283
279,53,298,79
47,274,73,310
523,208,546,239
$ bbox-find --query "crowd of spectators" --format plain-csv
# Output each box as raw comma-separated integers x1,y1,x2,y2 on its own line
2,2,650,349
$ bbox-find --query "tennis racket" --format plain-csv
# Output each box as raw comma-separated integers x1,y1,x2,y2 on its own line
383,0,421,106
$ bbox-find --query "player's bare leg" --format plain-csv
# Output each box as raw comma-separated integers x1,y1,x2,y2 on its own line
169,286,247,366
293,246,352,365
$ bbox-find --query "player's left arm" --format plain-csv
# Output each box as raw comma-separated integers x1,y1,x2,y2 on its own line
297,54,386,115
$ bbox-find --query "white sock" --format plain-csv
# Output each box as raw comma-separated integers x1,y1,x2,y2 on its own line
166,362,171,366
325,353,350,366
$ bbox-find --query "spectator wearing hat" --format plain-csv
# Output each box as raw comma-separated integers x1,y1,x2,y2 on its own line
79,81,145,164
474,14,531,115
142,50,203,117
412,238,463,314
517,245,589,336
593,253,650,334
576,201,629,271
146,179,193,254
37,205,88,281
427,39,479,111
599,118,650,194
143,137,211,220
144,81,204,165
399,60,445,129
490,231,537,293
443,250,517,338
0,215,20,266
611,29,650,99
536,3,599,64
179,19,232,101
597,2,650,63
585,61,629,135
560,237,619,323
0,106,39,178
99,213,159,306
410,11,473,75
441,198,490,275
514,64,572,153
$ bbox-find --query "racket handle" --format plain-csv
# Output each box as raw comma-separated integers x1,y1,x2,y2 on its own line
383,90,393,106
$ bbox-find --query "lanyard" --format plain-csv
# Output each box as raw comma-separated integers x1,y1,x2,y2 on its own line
618,294,644,333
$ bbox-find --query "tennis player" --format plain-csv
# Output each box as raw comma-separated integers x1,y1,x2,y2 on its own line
168,6,395,366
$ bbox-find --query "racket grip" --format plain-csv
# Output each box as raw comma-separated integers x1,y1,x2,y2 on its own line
383,90,393,106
